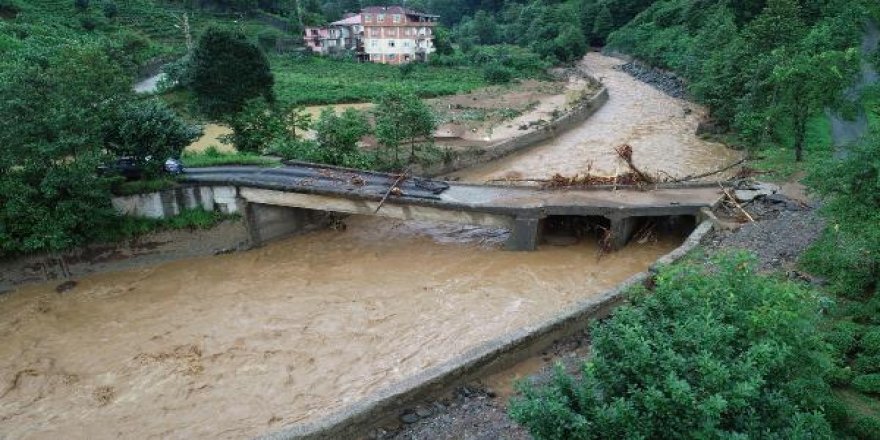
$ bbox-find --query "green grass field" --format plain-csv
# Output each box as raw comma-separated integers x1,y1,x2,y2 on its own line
272,56,487,106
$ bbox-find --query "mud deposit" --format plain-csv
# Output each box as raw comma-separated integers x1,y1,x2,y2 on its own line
0,216,681,439
455,52,741,182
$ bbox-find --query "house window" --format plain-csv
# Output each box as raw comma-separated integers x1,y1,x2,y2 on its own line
371,40,378,47
404,41,410,47
377,14,385,22
371,28,380,36
388,41,395,47
388,54,396,60
393,14,401,23
364,14,372,22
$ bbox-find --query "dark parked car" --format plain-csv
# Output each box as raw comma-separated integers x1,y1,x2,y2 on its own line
98,157,184,180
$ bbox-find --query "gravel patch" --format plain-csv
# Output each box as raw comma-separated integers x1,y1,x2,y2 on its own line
708,196,825,271
615,61,687,99
382,387,530,440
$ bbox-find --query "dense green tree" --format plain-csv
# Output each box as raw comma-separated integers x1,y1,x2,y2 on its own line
314,107,370,164
226,98,285,154
591,3,614,45
103,99,201,174
0,44,130,256
190,26,274,118
433,25,454,56
769,48,858,161
510,253,835,439
374,89,436,163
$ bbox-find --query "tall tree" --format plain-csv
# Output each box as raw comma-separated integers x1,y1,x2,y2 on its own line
0,44,130,255
190,26,274,118
769,48,859,161
373,89,436,164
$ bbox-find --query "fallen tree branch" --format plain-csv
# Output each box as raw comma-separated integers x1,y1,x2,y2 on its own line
719,182,754,222
374,168,410,214
664,157,748,183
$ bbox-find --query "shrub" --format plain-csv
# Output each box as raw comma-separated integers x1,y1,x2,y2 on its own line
102,1,116,19
80,15,98,31
267,138,322,163
74,0,89,11
224,97,284,154
853,374,880,394
181,147,277,168
483,63,513,84
826,320,863,358
848,414,880,439
314,107,371,165
510,252,835,439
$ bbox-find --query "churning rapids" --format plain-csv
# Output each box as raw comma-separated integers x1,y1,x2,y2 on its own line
0,53,737,439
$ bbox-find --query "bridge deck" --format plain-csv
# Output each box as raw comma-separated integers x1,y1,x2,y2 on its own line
183,164,722,220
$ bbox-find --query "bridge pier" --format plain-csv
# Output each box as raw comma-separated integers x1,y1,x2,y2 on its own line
504,215,543,251
607,215,637,251
244,202,330,247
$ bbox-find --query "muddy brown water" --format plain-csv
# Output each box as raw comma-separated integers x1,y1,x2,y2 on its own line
0,220,681,439
0,52,738,439
455,52,741,182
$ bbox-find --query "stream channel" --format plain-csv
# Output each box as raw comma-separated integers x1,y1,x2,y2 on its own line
1,52,738,439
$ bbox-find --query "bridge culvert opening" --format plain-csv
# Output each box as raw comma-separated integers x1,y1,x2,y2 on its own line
626,215,697,246
540,215,610,246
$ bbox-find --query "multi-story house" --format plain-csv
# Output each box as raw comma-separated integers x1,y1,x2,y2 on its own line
361,6,438,64
303,26,330,54
302,6,438,64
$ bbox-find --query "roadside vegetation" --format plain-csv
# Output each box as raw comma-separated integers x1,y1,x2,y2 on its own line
512,252,836,438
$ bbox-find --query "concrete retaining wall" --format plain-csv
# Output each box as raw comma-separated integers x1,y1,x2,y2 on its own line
258,219,715,440
417,86,610,177
111,185,240,219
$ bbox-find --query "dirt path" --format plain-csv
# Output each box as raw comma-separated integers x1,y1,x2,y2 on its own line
454,52,741,183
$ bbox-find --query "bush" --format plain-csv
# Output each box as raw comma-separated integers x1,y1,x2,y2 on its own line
102,1,116,19
510,252,835,439
853,374,880,394
314,107,371,165
483,63,513,84
80,15,98,31
225,97,284,154
181,147,277,168
74,0,89,11
267,138,322,163
848,414,880,439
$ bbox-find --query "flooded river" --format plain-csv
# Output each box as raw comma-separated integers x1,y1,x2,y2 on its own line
1,52,736,439
0,220,681,439
456,52,740,182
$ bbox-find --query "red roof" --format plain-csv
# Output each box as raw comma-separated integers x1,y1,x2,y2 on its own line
360,6,438,18
331,14,362,26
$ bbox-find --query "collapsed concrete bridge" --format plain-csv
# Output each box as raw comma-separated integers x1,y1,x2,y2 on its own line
180,163,723,251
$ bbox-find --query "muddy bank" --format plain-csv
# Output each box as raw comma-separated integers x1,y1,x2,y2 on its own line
0,220,250,291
